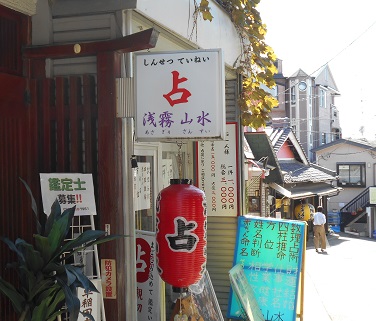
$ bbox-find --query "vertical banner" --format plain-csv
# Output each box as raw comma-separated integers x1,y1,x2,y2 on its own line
135,49,225,141
136,231,161,321
133,162,151,211
228,216,305,321
101,259,117,299
77,279,101,321
196,123,239,216
40,173,96,216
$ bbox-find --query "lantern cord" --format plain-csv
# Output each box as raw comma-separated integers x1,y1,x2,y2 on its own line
177,141,183,179
179,293,183,316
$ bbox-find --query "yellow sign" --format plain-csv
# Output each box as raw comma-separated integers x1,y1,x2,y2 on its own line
101,259,117,299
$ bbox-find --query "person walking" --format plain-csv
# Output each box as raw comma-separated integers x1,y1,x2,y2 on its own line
313,206,327,253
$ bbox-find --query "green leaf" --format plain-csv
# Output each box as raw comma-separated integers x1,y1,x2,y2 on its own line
40,287,65,320
34,234,52,263
56,277,80,320
59,230,125,259
18,241,44,273
80,311,95,321
47,206,75,257
28,279,55,302
45,199,62,237
31,299,49,321
0,277,26,314
1,237,26,264
19,177,42,234
65,265,98,293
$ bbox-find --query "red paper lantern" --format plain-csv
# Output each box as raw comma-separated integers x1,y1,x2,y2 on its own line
156,179,207,289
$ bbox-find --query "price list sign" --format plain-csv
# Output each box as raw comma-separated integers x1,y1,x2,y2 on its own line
196,123,239,216
228,216,306,321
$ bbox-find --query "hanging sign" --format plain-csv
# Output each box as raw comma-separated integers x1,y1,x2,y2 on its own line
228,216,305,321
196,123,239,216
136,231,161,321
133,162,151,211
40,173,96,216
135,49,225,141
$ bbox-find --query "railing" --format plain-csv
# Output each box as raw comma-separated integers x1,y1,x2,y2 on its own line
340,187,370,213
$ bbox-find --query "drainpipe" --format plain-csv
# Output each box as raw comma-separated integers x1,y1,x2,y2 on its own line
122,9,138,321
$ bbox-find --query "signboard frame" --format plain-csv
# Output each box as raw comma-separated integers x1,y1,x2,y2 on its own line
134,49,225,142
228,216,306,321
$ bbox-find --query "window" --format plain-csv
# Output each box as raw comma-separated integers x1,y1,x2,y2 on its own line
290,86,296,104
319,89,326,108
337,163,366,187
321,133,326,144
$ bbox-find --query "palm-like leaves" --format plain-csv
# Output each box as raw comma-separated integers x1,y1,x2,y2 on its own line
0,181,122,321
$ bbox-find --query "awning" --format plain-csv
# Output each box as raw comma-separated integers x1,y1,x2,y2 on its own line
244,136,254,159
270,182,342,199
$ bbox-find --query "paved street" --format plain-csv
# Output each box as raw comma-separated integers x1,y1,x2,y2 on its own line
302,232,376,321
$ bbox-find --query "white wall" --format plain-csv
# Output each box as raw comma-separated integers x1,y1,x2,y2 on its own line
135,0,241,68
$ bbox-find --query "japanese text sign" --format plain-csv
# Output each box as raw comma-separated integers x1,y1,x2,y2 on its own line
77,279,101,321
133,162,151,211
228,216,306,321
136,231,161,321
40,173,96,216
135,49,225,141
196,123,239,216
101,259,117,299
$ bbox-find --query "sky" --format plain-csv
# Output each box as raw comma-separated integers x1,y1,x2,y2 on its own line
257,0,376,140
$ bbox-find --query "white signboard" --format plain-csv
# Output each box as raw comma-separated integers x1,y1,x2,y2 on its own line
196,123,239,216
133,162,151,211
136,232,161,321
135,49,225,141
77,279,101,321
370,187,376,205
40,173,96,216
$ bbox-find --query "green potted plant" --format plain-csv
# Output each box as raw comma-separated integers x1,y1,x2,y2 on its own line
0,179,122,321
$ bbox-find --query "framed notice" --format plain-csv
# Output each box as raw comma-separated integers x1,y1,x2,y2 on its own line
228,216,306,321
196,123,239,216
135,49,225,141
40,173,97,216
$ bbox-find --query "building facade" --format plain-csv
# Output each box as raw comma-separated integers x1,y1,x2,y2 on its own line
270,61,342,162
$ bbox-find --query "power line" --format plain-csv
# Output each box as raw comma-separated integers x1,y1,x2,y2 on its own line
272,18,376,96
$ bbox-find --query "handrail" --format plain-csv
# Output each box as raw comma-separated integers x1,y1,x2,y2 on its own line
340,187,370,213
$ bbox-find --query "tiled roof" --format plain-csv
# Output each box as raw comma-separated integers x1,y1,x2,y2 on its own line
244,132,284,184
289,68,309,78
269,127,309,162
312,138,376,152
279,160,336,184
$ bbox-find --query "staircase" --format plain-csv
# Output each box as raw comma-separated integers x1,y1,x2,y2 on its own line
340,187,370,236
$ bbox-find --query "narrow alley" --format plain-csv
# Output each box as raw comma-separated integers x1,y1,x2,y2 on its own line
303,232,376,321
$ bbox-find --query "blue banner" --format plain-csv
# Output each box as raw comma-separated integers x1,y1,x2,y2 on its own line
228,216,306,321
